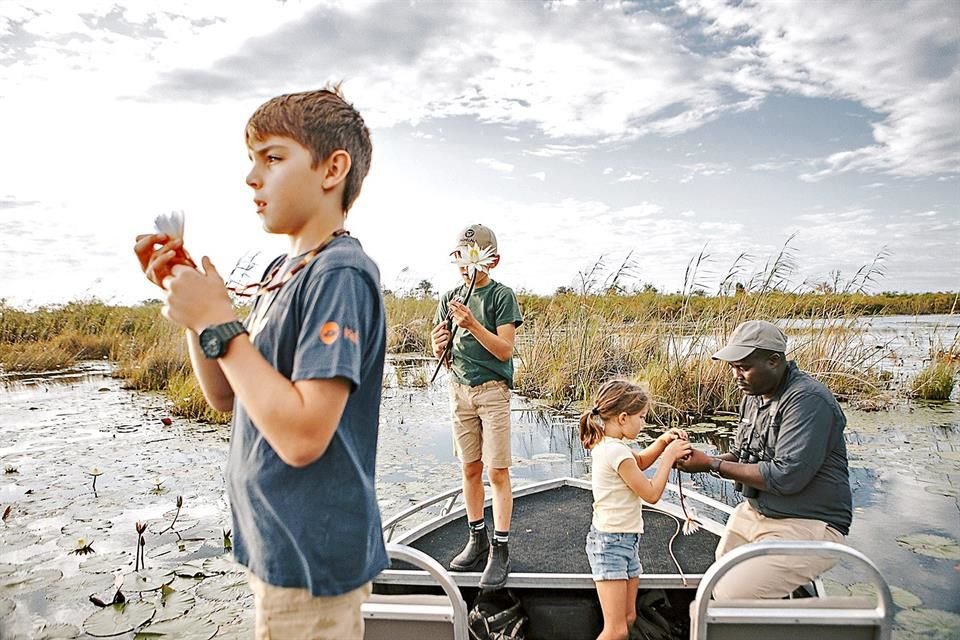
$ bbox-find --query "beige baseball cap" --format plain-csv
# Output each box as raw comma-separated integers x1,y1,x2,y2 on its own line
712,320,788,361
451,223,498,254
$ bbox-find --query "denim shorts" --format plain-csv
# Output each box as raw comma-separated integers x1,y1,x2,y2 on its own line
585,526,642,581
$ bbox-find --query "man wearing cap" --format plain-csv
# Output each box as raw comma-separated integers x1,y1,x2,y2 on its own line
431,224,524,589
678,320,852,599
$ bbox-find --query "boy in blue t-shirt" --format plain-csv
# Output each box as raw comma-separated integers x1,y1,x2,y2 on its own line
134,88,387,639
431,224,524,589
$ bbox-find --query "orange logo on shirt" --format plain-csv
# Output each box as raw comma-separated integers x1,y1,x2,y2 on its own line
343,326,359,346
320,321,340,345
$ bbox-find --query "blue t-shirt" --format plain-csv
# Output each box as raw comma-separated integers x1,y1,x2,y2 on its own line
225,235,388,596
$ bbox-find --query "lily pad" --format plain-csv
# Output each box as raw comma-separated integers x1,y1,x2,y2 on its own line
895,608,960,639
122,569,174,593
896,533,960,560
0,567,62,596
923,484,960,498
846,582,922,609
148,538,207,560
890,585,923,609
530,452,567,462
80,551,132,574
0,597,14,618
0,529,41,552
201,555,241,575
196,573,251,602
83,600,156,637
189,600,242,626
29,622,81,639
153,585,195,622
134,618,217,639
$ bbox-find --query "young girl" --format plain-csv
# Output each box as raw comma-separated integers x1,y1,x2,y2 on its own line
580,379,692,640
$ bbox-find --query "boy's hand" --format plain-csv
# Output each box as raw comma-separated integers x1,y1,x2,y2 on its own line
134,233,196,289
664,438,693,464
447,300,477,331
657,427,688,446
161,257,236,333
431,321,450,361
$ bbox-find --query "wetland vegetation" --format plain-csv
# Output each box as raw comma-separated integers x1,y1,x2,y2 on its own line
2,249,956,421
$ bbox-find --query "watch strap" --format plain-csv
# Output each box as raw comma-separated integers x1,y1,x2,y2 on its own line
709,457,723,478
201,320,247,358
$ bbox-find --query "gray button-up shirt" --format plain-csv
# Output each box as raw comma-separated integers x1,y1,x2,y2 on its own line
731,361,853,535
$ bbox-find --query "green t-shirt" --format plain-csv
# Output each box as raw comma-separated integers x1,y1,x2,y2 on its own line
435,280,524,387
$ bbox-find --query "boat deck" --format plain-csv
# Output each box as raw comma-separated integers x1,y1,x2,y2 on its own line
406,484,718,576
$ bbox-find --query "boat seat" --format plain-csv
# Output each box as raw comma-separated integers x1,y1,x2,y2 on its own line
690,541,893,640
363,543,469,640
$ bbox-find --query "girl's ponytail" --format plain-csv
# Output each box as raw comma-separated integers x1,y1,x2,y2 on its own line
579,409,604,450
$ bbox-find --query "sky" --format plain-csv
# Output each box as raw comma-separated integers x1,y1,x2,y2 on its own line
1,0,958,308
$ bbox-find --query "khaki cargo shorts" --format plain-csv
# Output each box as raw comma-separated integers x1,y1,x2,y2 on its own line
248,571,372,640
712,501,844,599
449,379,512,468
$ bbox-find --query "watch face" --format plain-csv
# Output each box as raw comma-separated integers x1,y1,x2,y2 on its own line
200,330,222,358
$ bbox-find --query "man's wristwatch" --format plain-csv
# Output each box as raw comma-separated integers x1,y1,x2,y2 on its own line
709,457,723,479
198,321,248,359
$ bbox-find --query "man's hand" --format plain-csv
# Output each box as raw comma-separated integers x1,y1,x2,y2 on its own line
161,257,236,333
448,300,477,331
134,233,196,289
431,321,451,362
675,448,713,473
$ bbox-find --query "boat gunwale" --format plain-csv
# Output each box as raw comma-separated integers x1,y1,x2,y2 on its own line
378,476,734,590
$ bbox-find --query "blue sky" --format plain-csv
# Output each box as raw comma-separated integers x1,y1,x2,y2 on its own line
0,0,957,307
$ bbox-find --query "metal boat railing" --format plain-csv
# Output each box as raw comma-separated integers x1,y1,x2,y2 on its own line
363,543,469,640
691,540,894,640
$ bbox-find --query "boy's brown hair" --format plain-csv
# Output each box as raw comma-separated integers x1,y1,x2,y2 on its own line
246,85,372,212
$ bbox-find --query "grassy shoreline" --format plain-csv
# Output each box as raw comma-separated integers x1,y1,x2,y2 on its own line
1,290,957,423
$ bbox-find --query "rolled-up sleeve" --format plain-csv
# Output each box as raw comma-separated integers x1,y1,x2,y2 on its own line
758,394,835,496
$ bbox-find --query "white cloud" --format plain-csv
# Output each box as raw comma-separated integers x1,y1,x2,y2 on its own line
616,171,648,182
476,157,514,173
683,0,960,179
680,162,733,183
529,171,546,181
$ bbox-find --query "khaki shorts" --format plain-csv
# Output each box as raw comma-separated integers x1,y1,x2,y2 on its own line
449,379,512,468
248,571,372,640
713,501,844,599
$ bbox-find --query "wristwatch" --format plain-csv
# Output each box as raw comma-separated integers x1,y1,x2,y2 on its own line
709,457,723,479
198,321,248,359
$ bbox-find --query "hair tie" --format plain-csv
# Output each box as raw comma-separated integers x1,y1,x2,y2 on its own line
591,407,600,416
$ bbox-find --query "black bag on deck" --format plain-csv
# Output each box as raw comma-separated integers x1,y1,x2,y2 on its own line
468,589,528,640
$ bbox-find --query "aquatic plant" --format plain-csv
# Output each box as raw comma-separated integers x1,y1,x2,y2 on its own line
89,467,103,493
222,528,233,552
134,522,148,572
910,361,958,401
3,464,17,474
158,496,183,535
71,538,96,556
674,469,701,536
430,241,497,383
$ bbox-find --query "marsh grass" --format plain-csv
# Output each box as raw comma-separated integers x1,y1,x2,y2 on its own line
384,295,434,354
911,361,958,401
514,241,910,420
0,250,955,421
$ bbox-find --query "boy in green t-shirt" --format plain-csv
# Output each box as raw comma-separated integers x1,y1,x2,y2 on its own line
431,224,524,589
